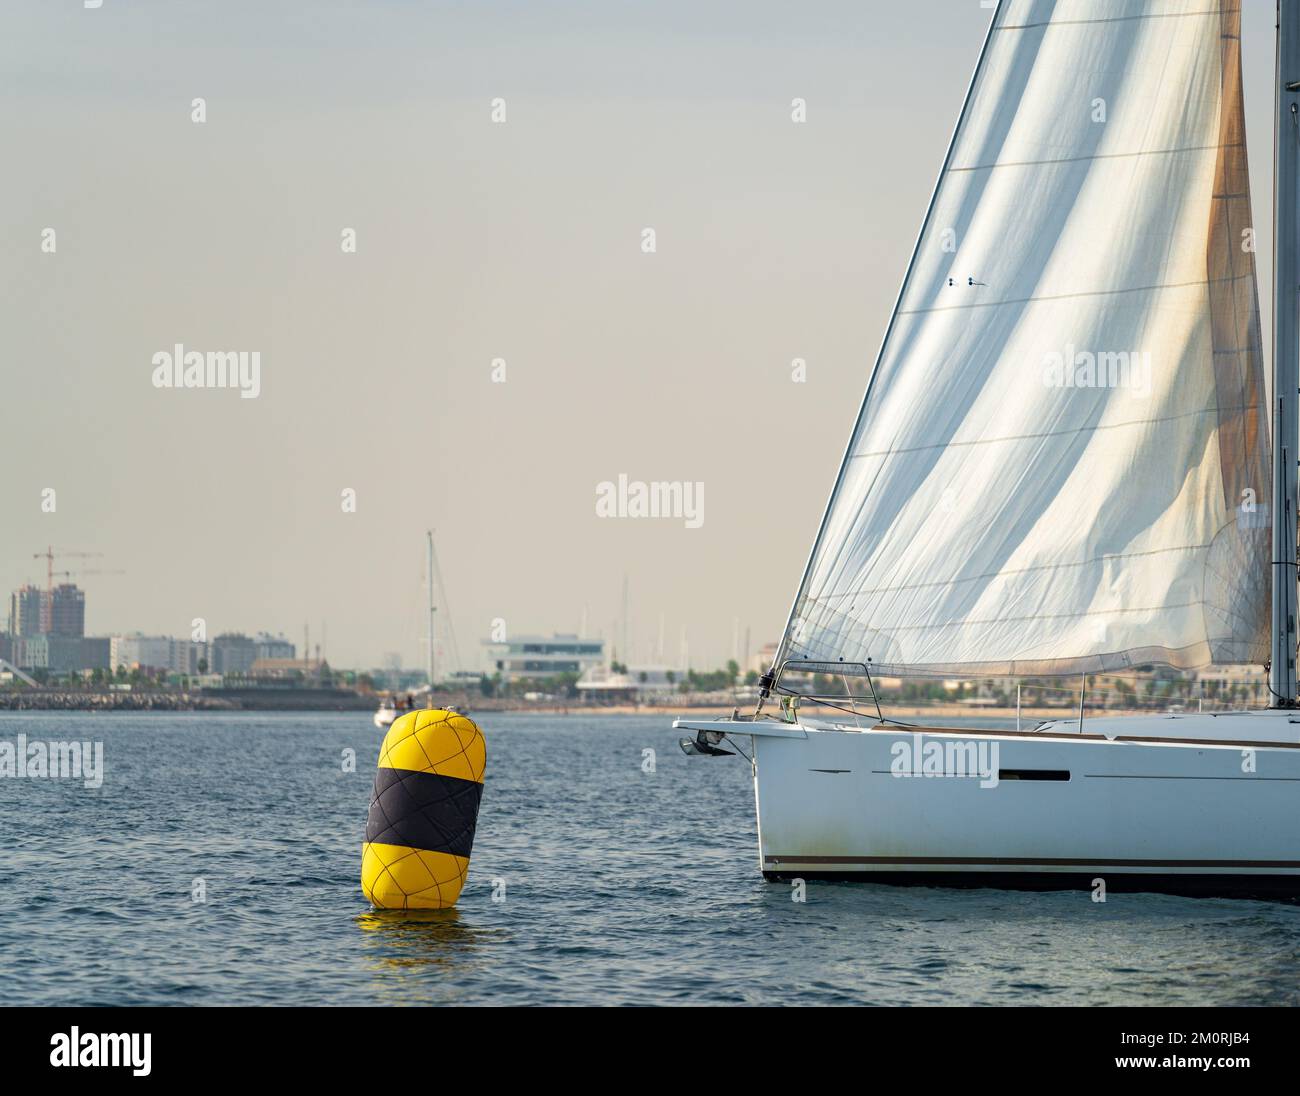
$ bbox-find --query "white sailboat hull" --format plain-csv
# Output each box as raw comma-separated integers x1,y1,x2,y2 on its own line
678,713,1300,897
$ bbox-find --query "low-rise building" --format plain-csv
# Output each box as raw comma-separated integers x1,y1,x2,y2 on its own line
109,635,207,674
575,665,640,703
254,633,296,661
250,657,324,680
16,635,110,673
623,665,682,691
110,635,174,672
483,633,605,683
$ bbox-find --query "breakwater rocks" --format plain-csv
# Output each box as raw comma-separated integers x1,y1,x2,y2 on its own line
200,687,374,711
0,687,377,711
0,691,237,711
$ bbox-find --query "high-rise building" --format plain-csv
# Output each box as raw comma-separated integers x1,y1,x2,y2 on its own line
8,585,45,637
210,633,258,675
7,583,87,638
49,584,85,637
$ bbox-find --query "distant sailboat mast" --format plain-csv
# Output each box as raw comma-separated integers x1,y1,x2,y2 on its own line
434,530,444,691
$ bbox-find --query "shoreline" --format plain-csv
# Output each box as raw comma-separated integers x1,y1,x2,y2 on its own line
0,693,1220,721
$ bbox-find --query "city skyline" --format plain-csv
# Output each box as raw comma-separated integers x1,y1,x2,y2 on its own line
2,567,759,676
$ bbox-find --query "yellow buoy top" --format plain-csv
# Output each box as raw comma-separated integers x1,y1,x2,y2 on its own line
378,709,486,784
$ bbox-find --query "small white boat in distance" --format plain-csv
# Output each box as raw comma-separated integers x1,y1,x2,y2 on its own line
679,0,1300,899
374,685,440,728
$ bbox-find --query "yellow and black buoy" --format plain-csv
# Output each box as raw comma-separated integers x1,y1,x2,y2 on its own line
361,709,486,910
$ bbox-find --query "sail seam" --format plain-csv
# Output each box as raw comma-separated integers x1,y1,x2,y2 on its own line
997,9,1237,33
801,601,1205,632
847,405,1254,461
898,273,1247,315
809,543,1217,598
949,140,1241,174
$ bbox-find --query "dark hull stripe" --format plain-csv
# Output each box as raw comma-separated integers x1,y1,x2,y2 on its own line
366,767,482,859
761,869,1300,900
764,854,1300,868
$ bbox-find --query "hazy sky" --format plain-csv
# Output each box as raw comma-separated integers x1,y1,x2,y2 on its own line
0,1,1282,671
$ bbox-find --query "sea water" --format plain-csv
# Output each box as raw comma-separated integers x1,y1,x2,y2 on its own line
0,711,1296,1006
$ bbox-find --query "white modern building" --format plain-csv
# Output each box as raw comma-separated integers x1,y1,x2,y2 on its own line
482,634,605,683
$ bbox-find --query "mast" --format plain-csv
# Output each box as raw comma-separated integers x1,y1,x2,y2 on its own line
434,530,444,691
1272,0,1300,705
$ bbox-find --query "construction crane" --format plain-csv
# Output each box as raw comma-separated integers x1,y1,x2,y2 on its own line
32,547,103,588
31,547,105,631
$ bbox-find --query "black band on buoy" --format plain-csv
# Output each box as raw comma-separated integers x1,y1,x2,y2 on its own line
365,767,483,860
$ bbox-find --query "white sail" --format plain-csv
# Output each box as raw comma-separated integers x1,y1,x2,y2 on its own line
781,0,1269,677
